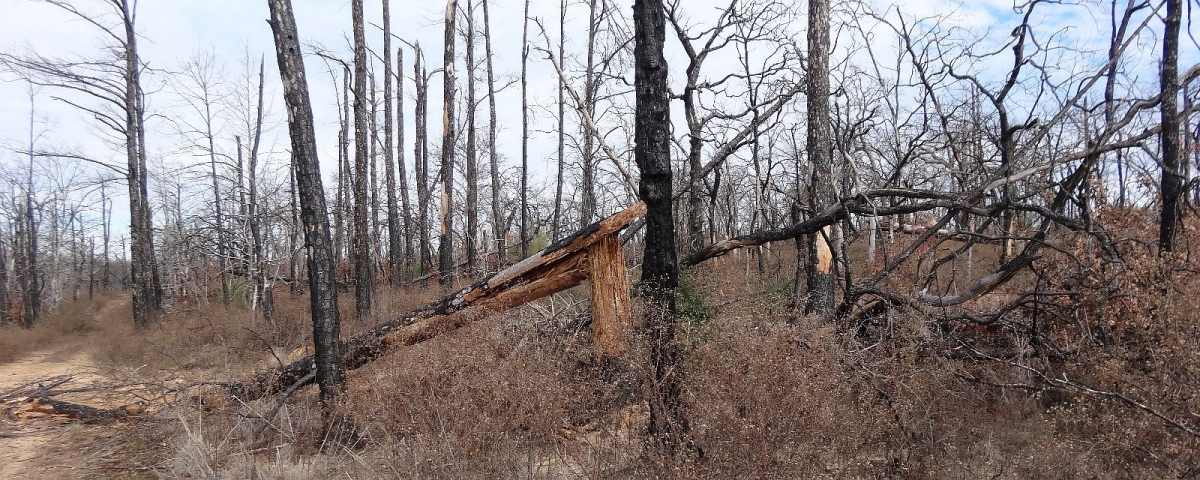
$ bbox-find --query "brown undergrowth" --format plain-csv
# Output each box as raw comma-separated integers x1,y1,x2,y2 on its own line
4,213,1200,478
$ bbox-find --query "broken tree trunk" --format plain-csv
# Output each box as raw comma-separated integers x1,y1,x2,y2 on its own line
230,202,647,401
589,233,632,359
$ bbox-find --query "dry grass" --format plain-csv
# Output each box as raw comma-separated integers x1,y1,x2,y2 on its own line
5,213,1200,478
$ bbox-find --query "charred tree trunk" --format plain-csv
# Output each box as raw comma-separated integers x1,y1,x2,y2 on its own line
288,160,301,294
634,0,687,453
352,0,374,317
101,182,110,290
334,69,351,269
370,74,382,271
383,0,404,285
121,0,160,328
482,0,505,267
805,0,835,316
1159,0,1182,253
267,0,346,407
439,0,458,288
465,0,479,279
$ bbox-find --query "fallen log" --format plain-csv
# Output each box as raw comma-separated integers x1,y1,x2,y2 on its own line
6,396,145,423
229,202,647,401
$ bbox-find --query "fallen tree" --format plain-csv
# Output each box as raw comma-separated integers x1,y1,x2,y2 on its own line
228,202,646,401
5,396,145,424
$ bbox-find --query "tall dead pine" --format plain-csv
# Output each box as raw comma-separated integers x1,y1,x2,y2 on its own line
352,0,373,317
439,0,458,288
266,0,346,406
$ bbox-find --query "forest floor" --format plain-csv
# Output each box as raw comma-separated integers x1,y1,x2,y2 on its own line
1,237,1198,478
0,297,141,479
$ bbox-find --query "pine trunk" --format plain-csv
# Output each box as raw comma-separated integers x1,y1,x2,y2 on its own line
266,0,346,407
352,0,374,316
383,0,404,285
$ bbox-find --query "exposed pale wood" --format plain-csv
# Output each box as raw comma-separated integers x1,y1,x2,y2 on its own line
230,203,645,401
589,233,632,359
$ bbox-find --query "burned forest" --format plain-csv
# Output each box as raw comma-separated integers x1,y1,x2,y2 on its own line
2,0,1200,477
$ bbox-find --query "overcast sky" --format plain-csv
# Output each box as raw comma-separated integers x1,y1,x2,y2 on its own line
0,0,1189,239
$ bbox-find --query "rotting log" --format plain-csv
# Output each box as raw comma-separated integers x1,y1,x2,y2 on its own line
230,202,647,401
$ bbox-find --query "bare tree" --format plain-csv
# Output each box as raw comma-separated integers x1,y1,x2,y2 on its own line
1,0,162,327
266,0,345,407
244,58,272,321
552,0,566,241
805,0,835,316
352,0,374,316
481,0,506,267
579,0,603,227
1159,0,1182,253
464,0,479,278
382,0,404,285
520,0,530,258
415,45,434,278
439,0,458,288
171,51,232,306
0,223,8,324
634,0,687,453
396,46,414,279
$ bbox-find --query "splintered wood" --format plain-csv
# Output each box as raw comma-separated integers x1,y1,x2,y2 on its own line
589,233,632,359
233,202,646,400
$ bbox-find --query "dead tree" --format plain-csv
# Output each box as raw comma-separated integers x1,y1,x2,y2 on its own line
352,0,373,317
465,0,479,279
1159,0,1182,253
1,0,162,327
20,90,41,328
0,224,8,324
579,0,602,227
245,58,273,321
482,0,506,267
229,203,645,401
439,0,459,288
382,0,404,285
396,46,415,279
266,0,346,407
172,51,231,306
414,45,434,278
634,0,688,453
553,0,566,241
805,0,835,316
520,0,530,258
